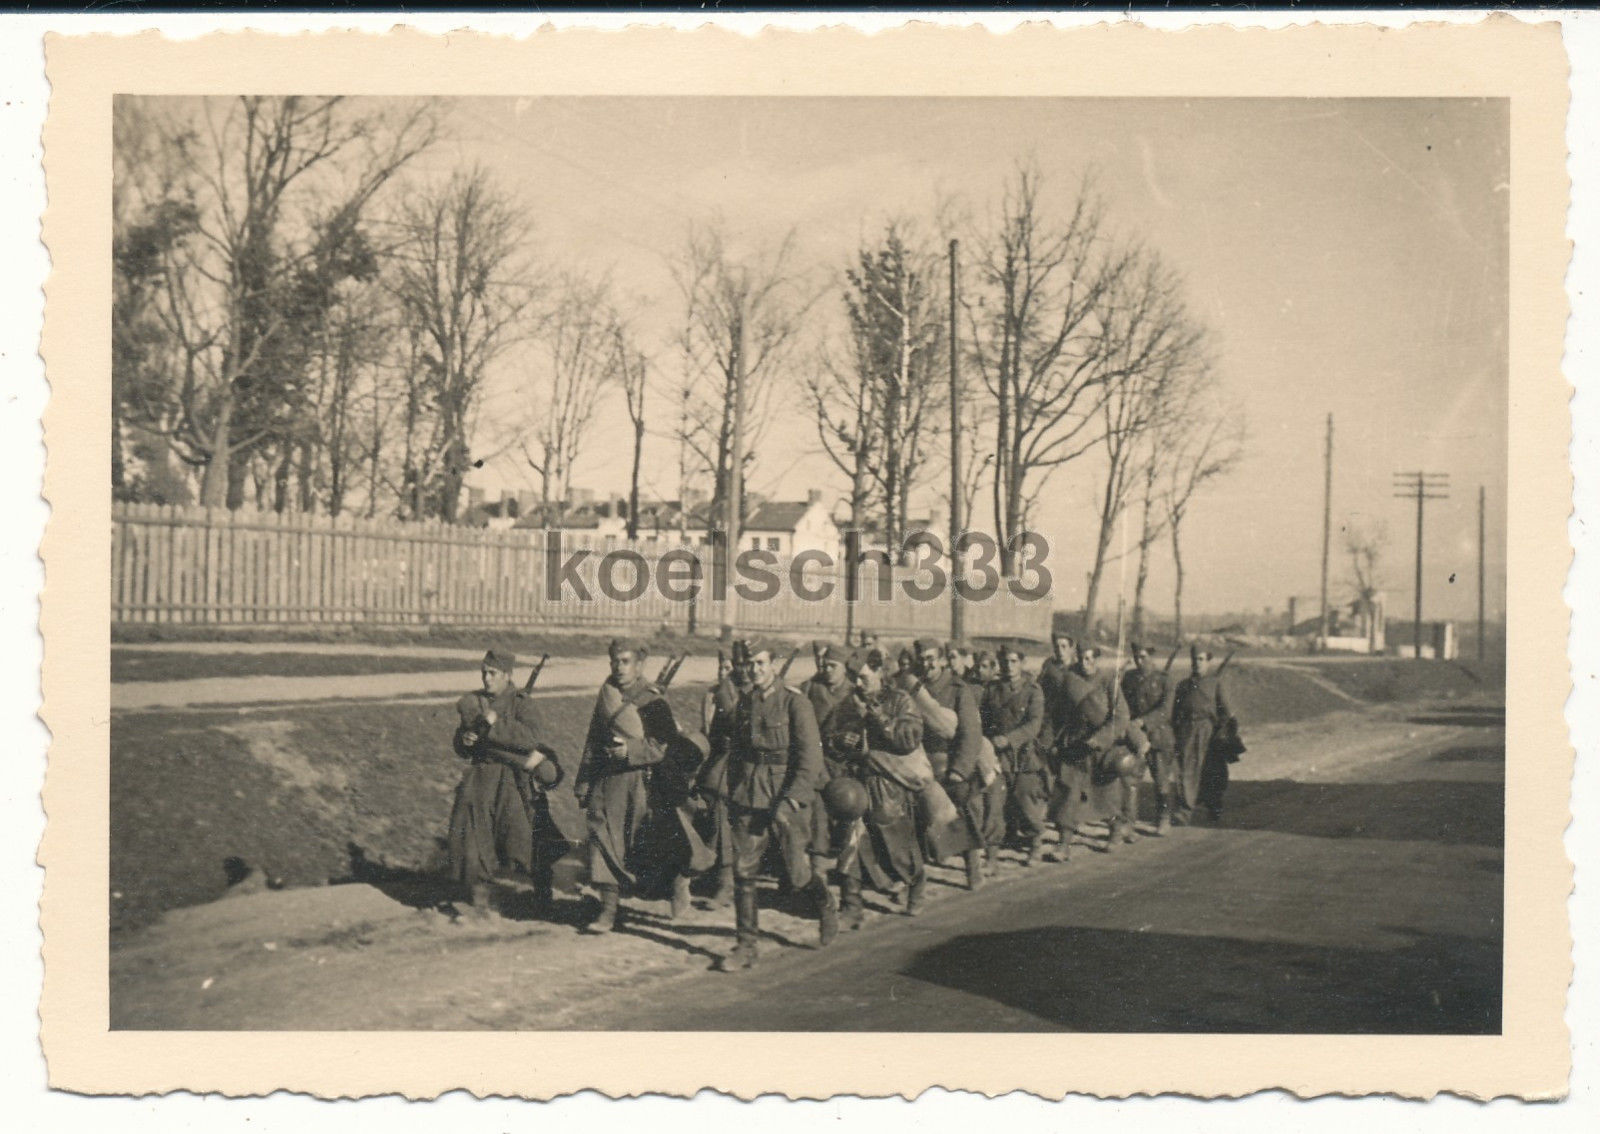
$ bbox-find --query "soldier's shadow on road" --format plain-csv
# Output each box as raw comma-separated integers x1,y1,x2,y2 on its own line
1219,778,1504,847
901,924,1502,1033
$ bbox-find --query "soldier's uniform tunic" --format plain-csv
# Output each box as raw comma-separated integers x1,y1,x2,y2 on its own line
980,673,1048,849
720,680,826,889
1172,670,1232,821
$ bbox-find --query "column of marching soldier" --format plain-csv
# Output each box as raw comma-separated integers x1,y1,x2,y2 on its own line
447,631,1240,972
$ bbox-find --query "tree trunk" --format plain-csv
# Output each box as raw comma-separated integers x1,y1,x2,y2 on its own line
273,442,293,514
627,414,643,540
1170,518,1186,643
1131,478,1154,642
199,394,234,507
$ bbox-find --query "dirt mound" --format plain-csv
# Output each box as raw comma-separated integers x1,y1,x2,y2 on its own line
1208,663,1353,724
1296,659,1503,704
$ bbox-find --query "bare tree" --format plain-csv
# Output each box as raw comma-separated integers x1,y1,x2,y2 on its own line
1343,516,1389,641
389,166,534,522
808,223,947,557
611,320,650,540
1162,386,1246,641
668,222,810,551
964,163,1132,572
1080,252,1204,636
519,271,617,514
114,96,437,510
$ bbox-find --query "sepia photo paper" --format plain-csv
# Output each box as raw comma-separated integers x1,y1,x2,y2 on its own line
38,17,1572,1101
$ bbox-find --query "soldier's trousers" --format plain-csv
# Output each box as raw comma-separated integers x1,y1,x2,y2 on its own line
729,800,816,890
1146,745,1178,817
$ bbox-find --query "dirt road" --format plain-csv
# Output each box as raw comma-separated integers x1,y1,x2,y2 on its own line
110,696,1502,1032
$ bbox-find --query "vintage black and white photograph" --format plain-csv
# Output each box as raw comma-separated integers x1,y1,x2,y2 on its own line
99,88,1515,1036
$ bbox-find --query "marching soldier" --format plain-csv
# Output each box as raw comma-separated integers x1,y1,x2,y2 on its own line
891,645,920,691
448,648,565,917
944,641,976,682
715,638,836,971
694,649,741,907
1172,646,1235,825
980,645,1048,866
911,638,991,890
805,642,857,874
577,638,677,934
1037,630,1076,742
1122,643,1179,835
825,650,930,923
1049,644,1148,858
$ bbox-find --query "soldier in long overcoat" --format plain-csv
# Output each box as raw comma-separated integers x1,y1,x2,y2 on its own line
804,641,856,880
694,650,741,907
910,638,989,888
1171,646,1234,824
577,638,678,934
714,638,835,971
980,646,1048,865
824,650,929,924
449,648,572,917
1122,643,1179,835
1049,645,1148,857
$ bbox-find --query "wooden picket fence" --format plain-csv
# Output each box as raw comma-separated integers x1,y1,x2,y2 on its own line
110,503,1051,641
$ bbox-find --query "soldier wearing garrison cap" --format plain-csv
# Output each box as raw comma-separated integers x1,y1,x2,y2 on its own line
980,644,1049,866
1171,645,1234,825
712,637,834,970
448,648,563,917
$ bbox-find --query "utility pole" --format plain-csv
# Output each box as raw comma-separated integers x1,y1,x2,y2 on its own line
1393,470,1450,658
1319,413,1333,641
948,238,965,644
721,311,747,644
1478,485,1486,661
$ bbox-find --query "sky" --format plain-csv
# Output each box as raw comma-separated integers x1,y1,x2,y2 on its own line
423,96,1508,622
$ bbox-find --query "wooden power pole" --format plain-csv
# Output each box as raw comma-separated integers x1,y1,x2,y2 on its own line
1393,470,1450,657
1319,413,1333,641
720,311,747,644
1478,484,1486,661
948,238,964,644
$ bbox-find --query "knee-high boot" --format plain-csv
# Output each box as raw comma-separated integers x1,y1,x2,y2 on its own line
721,882,759,971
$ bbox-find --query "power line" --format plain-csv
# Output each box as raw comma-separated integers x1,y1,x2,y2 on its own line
1393,470,1450,659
